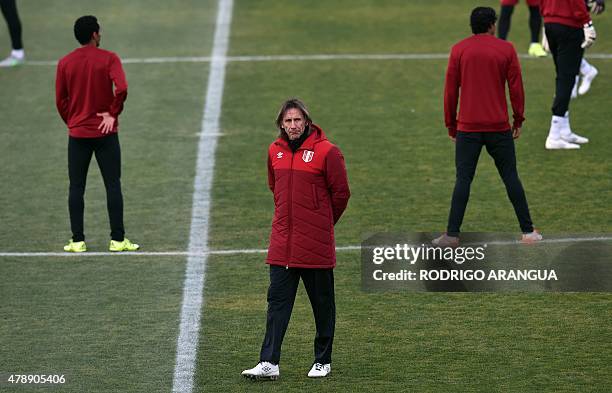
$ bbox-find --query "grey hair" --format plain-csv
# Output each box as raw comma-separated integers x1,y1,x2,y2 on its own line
275,98,313,131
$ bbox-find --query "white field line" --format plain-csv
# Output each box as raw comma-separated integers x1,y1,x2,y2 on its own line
171,0,233,392
25,52,612,66
1,237,610,258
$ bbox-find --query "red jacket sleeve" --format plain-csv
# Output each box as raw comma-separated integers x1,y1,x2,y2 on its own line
507,48,525,129
444,47,460,137
325,146,350,224
55,62,69,124
267,153,275,193
108,54,128,118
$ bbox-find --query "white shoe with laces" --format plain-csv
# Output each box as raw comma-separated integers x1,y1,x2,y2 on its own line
307,363,331,378
241,362,279,380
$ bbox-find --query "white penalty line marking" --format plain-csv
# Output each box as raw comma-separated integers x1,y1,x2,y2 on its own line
24,52,612,66
171,1,233,393
1,237,610,258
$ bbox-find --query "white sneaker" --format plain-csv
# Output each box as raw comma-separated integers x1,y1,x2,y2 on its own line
0,54,25,67
307,363,331,378
560,132,589,144
241,362,279,381
545,137,580,149
432,233,459,247
521,230,543,244
578,66,598,96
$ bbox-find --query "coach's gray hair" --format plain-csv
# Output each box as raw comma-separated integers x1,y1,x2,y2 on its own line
275,98,313,132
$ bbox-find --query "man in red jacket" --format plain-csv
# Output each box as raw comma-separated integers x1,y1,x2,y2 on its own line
242,99,350,380
541,0,596,149
435,7,541,247
55,15,138,252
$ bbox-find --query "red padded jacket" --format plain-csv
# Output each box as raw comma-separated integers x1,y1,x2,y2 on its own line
266,124,350,269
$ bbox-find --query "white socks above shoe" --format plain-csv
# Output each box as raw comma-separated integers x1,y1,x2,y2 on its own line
10,49,25,60
548,115,565,139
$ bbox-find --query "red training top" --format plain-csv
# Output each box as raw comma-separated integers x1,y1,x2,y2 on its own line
55,46,127,138
444,34,524,137
540,0,591,29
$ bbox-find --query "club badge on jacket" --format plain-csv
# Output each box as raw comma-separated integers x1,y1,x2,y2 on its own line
302,150,314,163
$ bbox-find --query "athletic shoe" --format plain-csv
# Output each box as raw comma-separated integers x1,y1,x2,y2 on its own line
560,132,589,144
109,238,140,252
431,233,459,247
578,66,598,96
545,137,580,150
64,240,87,252
0,54,25,67
307,363,331,378
241,362,279,381
528,43,547,57
521,230,542,244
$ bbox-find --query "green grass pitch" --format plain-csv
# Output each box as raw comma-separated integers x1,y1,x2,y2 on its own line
1,0,610,392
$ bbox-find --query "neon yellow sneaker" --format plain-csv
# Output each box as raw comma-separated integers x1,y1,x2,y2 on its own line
64,240,87,252
109,238,140,252
528,43,547,57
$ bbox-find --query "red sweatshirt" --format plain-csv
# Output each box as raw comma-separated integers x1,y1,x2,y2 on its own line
540,0,591,28
444,34,524,137
55,46,127,138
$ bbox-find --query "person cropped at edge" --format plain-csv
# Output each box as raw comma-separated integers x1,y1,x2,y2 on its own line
0,0,25,67
434,6,541,247
497,0,548,57
242,98,350,381
55,15,139,253
540,0,596,149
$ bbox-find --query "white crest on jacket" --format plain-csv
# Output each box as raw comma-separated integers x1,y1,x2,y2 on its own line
302,150,314,163
276,152,283,159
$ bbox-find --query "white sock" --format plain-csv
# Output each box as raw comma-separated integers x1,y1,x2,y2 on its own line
10,49,24,59
560,113,572,136
549,115,565,139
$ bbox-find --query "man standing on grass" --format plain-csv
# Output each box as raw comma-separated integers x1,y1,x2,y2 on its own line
55,15,139,253
0,0,25,67
497,0,548,57
540,0,596,149
434,6,541,247
242,98,350,380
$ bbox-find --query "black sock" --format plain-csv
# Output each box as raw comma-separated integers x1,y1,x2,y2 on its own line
498,5,514,40
528,6,542,43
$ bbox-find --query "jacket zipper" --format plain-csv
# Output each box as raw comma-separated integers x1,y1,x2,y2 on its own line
286,149,295,269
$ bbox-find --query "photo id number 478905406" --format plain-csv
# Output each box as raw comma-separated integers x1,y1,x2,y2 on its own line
2,373,66,385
